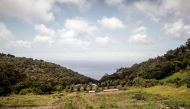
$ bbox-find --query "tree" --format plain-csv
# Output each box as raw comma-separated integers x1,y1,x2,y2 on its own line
0,62,25,95
186,38,190,49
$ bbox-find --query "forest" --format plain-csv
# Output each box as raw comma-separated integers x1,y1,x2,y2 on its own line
0,54,96,96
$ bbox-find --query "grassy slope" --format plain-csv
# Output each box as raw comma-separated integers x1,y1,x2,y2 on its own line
144,85,190,108
161,68,190,83
1,85,190,109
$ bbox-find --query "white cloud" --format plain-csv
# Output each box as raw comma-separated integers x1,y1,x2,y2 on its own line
134,1,167,23
0,0,54,22
0,22,12,41
0,0,90,23
105,0,123,6
35,24,55,35
31,18,112,48
98,16,125,29
1,17,112,48
128,26,152,44
56,18,99,47
106,0,190,23
56,0,90,10
163,0,190,20
34,24,55,46
162,19,190,39
33,35,54,45
133,26,147,34
65,18,98,35
95,36,110,45
9,40,32,48
134,0,190,22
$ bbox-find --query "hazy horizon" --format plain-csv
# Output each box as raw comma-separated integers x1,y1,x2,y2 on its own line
56,60,135,80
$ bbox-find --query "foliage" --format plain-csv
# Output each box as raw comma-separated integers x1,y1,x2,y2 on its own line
100,38,190,87
0,53,96,96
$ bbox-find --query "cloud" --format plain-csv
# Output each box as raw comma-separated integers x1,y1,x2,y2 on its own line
34,24,55,46
98,16,125,29
134,0,190,22
0,0,90,23
32,18,112,48
163,0,190,20
133,26,147,34
65,18,98,35
0,0,54,22
134,1,165,23
56,18,99,47
95,36,110,45
33,18,96,47
35,24,55,35
104,0,190,23
9,40,32,48
33,35,54,46
128,26,152,44
162,19,190,39
105,0,123,6
56,0,90,10
0,22,12,41
0,22,32,48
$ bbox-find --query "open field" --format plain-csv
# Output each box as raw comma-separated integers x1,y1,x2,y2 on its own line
0,85,190,109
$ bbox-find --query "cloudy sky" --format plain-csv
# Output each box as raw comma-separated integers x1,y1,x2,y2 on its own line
0,0,190,79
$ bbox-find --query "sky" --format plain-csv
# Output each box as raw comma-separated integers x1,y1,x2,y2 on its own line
0,0,190,79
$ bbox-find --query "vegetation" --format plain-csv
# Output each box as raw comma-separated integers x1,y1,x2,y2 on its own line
99,38,190,88
0,94,55,107
0,54,96,96
1,85,190,109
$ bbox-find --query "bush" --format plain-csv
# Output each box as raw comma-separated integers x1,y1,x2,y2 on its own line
33,82,54,94
132,93,145,100
19,88,33,95
132,77,158,87
33,87,43,94
187,81,190,88
54,85,63,91
13,81,31,94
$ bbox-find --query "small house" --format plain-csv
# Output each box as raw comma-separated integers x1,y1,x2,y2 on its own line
89,90,95,93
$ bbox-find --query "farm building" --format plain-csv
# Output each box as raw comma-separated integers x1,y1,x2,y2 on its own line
88,90,95,93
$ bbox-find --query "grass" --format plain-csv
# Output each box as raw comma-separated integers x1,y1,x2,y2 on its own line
0,94,56,107
0,85,190,109
56,91,165,109
144,85,190,108
161,69,190,83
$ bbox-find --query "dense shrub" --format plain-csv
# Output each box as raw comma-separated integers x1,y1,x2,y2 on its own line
19,88,33,95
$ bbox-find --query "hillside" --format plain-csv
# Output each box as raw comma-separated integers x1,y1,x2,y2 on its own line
0,54,96,96
99,38,190,87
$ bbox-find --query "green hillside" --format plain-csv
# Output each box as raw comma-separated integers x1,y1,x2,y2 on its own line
161,68,190,84
99,38,190,88
0,54,96,96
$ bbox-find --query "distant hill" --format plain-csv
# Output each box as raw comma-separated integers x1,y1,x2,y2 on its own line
99,38,190,88
0,54,96,95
